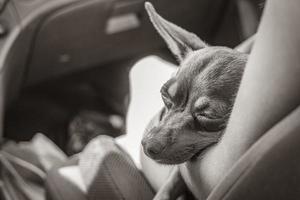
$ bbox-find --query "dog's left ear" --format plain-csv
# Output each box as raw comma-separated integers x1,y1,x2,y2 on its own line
145,2,207,62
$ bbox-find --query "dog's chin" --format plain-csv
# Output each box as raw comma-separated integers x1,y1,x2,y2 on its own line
152,143,217,165
152,149,202,165
154,155,193,165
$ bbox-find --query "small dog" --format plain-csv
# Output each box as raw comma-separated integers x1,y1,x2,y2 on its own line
141,2,248,199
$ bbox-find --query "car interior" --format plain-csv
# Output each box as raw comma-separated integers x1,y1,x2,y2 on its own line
6,0,298,199
1,0,263,151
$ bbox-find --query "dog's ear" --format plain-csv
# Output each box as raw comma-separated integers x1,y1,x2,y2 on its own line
145,2,207,62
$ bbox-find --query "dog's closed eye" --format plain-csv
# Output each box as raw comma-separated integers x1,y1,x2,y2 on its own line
162,94,173,109
192,97,226,132
193,113,225,132
161,79,177,109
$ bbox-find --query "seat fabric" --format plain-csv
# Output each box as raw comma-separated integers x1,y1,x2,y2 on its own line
45,136,154,200
208,106,300,200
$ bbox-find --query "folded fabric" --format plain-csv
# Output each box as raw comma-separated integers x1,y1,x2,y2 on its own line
0,133,68,200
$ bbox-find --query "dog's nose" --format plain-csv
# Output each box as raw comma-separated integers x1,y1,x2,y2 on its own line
145,141,165,157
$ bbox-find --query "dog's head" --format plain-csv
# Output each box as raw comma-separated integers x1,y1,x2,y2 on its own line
141,3,248,165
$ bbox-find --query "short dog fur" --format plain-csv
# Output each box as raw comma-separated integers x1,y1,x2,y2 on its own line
141,2,248,199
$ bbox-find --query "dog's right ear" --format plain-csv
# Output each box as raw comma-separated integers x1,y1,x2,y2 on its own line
145,2,207,62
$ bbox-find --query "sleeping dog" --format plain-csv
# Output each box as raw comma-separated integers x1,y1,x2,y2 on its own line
141,2,248,199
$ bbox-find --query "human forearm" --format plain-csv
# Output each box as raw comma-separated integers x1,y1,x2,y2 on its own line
181,0,300,198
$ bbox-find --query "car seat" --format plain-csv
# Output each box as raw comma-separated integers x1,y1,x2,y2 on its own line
46,136,155,200
45,104,300,200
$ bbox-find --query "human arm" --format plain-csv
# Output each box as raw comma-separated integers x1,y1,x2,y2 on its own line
180,0,300,198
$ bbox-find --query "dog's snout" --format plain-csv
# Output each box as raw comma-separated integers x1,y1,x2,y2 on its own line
147,142,164,155
142,138,166,158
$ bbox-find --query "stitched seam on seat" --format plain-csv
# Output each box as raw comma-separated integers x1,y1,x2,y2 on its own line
103,159,125,200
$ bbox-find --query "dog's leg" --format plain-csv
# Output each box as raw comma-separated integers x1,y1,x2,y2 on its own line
154,166,187,200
